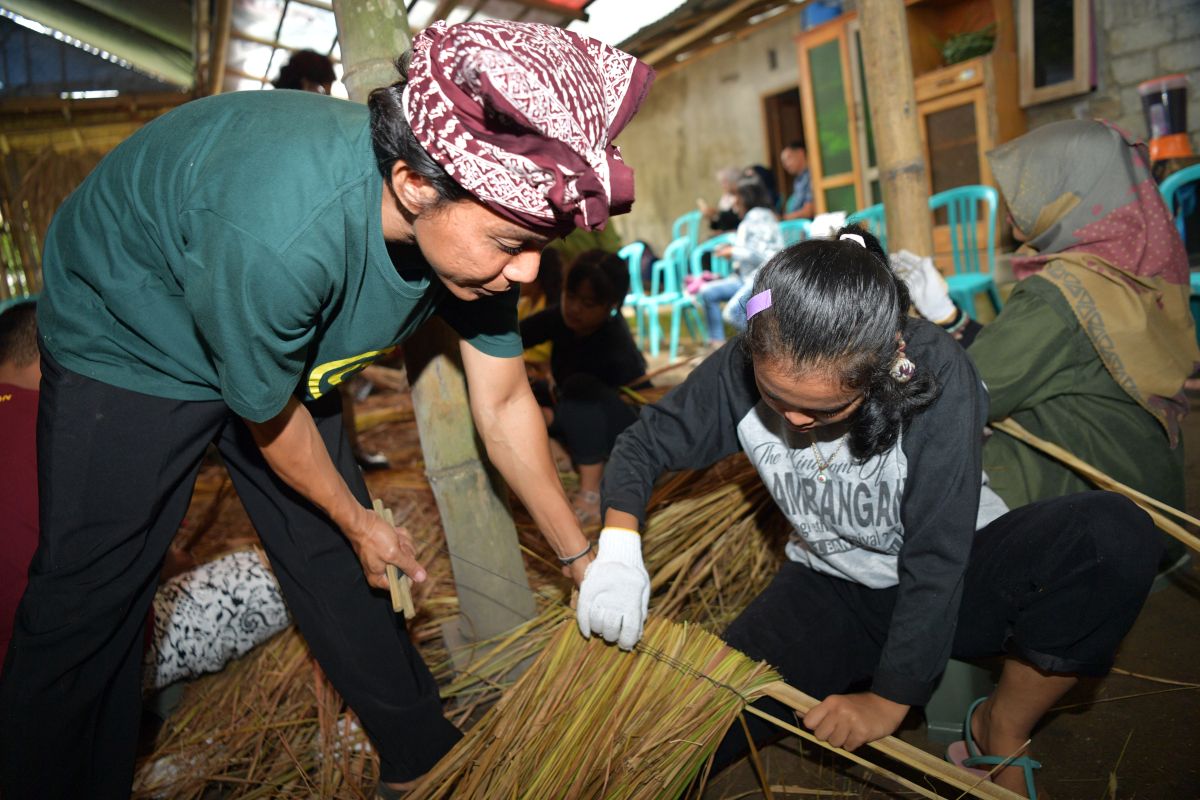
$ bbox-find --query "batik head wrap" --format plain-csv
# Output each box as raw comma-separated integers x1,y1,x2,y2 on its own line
987,119,1199,443
403,20,654,233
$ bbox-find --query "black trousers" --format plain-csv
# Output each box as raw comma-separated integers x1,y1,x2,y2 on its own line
548,373,639,465
715,492,1161,767
0,350,460,798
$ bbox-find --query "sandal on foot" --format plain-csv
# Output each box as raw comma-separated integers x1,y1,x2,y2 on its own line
946,696,1042,799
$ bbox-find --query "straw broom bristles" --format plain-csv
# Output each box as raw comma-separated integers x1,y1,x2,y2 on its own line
407,615,781,800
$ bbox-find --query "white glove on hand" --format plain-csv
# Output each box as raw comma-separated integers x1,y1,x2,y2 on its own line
889,249,956,324
576,527,650,650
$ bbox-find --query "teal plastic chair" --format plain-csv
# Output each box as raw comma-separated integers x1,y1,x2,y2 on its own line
618,241,647,347
845,204,887,252
689,233,735,279
779,218,812,247
1159,165,1200,348
671,209,704,264
1158,163,1200,212
639,237,705,359
929,185,1001,318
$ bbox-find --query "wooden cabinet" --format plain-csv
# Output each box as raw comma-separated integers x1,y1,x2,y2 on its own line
794,0,1024,221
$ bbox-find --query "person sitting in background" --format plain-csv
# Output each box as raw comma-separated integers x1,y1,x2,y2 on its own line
698,166,743,232
273,48,337,95
780,142,813,220
894,120,1197,519
517,249,564,377
521,250,647,526
698,174,785,345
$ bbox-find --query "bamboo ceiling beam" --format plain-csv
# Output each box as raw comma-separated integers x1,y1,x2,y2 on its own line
653,2,806,79
209,0,234,96
641,0,764,66
859,0,932,256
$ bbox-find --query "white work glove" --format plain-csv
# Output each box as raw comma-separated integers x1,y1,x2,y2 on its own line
889,249,957,324
576,527,650,650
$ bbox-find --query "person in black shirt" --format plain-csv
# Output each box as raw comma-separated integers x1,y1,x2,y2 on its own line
521,250,647,525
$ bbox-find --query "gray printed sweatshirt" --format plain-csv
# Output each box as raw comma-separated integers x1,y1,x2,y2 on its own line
601,318,1006,706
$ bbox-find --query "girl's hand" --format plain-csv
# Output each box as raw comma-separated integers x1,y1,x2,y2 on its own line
803,692,909,752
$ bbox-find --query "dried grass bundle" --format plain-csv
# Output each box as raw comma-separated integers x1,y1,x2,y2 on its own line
408,615,780,800
133,628,378,799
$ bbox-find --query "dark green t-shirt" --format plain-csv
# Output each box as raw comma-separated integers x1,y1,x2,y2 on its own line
39,90,521,422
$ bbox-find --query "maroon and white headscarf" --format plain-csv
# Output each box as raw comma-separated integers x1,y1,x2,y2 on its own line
403,20,654,233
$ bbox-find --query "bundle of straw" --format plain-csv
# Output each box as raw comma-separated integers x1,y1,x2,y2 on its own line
408,615,780,799
134,629,378,799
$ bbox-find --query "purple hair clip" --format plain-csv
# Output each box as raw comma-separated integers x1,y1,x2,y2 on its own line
745,289,772,320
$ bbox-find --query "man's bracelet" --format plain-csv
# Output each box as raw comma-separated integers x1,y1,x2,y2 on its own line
557,541,594,566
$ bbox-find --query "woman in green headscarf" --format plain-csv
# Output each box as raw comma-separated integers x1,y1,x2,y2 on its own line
944,119,1197,512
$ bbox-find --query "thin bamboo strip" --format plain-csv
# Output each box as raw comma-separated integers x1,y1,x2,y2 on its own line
760,683,1023,800
991,418,1200,550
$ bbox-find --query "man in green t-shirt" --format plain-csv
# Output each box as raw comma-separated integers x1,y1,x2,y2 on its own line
0,20,653,799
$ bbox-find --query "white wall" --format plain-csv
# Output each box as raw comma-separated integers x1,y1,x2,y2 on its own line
615,14,807,250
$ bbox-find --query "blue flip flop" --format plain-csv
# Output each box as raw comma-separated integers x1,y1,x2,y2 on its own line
945,696,1042,799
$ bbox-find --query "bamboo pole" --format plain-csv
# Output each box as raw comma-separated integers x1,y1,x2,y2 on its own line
332,2,536,643
991,418,1200,551
761,683,1024,800
209,0,233,96
858,0,932,257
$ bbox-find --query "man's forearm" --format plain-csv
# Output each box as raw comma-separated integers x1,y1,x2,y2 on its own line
474,392,588,558
244,396,367,536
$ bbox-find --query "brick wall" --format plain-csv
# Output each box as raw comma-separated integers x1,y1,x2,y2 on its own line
1023,0,1200,150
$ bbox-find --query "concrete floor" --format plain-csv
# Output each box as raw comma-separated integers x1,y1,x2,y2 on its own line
640,339,1200,799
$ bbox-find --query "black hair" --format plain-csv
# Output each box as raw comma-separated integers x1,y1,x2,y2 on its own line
743,224,939,459
366,52,471,206
785,140,806,152
565,249,629,308
735,173,773,214
272,49,336,90
0,301,38,367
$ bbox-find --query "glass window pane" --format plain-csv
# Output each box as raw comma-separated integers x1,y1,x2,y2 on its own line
227,39,275,82
808,40,853,176
1032,0,1075,88
825,184,857,214
279,3,337,52
233,0,286,42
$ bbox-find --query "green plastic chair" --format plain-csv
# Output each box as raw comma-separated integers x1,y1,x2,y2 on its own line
689,233,735,279
845,204,887,252
639,237,705,359
779,218,813,247
929,185,1001,318
619,241,647,347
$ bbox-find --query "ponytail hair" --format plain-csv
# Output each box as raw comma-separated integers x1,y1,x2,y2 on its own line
367,53,470,205
743,224,939,459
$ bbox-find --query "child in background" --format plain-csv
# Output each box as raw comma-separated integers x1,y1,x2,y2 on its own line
517,249,564,377
521,250,647,525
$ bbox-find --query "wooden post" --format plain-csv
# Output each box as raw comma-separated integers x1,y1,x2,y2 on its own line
858,0,933,256
332,1,537,645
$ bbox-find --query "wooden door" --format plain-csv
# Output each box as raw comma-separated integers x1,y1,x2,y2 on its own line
796,19,864,215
